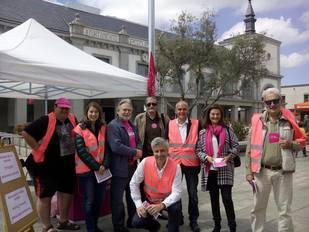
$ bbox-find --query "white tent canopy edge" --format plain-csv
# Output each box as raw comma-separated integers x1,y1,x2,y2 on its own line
0,18,147,100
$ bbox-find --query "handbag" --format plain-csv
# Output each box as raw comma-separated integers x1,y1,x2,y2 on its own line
226,126,241,167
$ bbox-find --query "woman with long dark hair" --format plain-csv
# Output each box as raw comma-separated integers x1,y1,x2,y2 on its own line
196,105,239,232
74,101,109,232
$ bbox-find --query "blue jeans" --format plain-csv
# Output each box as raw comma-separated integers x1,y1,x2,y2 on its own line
79,172,106,232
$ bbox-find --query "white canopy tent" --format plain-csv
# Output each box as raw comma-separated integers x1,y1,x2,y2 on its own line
0,18,147,100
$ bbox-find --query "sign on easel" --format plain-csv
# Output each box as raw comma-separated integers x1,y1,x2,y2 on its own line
0,145,37,232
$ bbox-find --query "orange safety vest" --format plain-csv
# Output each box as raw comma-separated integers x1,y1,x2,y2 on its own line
32,112,76,163
73,124,106,174
168,119,200,166
144,156,177,204
250,108,306,173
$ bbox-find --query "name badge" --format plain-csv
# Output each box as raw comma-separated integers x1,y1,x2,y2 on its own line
269,132,280,143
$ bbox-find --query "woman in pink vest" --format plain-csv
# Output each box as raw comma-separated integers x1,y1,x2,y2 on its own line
196,105,239,232
74,101,109,232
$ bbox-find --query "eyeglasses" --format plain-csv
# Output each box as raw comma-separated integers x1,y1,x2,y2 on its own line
146,102,157,107
264,98,280,106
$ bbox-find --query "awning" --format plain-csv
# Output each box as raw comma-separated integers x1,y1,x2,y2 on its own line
294,102,309,111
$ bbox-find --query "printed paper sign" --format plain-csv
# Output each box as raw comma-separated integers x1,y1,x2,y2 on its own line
5,187,33,224
95,169,112,183
269,132,280,143
213,158,227,168
0,151,21,183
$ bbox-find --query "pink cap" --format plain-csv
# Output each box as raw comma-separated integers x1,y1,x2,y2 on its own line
55,97,71,109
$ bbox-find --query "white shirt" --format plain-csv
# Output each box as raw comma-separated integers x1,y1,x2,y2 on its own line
210,135,219,170
176,118,188,143
130,157,182,208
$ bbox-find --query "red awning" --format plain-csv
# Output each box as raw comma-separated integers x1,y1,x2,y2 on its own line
294,102,309,111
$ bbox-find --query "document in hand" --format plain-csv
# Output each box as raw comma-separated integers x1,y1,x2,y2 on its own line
142,201,161,219
249,180,258,193
95,169,112,183
213,158,227,168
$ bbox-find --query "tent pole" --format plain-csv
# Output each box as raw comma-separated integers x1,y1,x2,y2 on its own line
44,85,48,114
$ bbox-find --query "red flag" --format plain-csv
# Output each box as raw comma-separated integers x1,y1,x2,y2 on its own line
147,52,156,96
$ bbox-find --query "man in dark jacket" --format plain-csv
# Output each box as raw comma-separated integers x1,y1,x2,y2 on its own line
107,98,142,232
134,96,169,159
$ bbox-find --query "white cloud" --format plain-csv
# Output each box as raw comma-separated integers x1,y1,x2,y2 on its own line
281,51,309,68
75,0,309,24
220,17,309,46
237,0,308,15
301,9,309,28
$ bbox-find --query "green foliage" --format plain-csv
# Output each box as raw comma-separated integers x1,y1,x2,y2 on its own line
156,11,268,115
229,121,249,141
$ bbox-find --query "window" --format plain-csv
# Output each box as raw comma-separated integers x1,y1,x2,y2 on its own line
137,63,148,77
95,56,110,64
304,94,309,102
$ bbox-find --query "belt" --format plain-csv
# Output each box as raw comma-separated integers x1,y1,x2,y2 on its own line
261,164,282,171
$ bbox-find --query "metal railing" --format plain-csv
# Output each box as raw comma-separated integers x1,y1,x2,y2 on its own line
0,132,32,184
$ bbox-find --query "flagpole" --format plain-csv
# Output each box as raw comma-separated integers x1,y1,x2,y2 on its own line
148,0,155,59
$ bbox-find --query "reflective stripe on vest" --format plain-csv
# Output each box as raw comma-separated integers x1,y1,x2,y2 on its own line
168,119,200,166
74,125,106,174
144,156,177,204
169,143,196,148
31,112,76,163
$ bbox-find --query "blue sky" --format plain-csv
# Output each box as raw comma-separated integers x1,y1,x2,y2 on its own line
52,0,309,86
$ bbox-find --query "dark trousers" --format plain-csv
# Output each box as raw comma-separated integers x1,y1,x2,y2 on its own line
181,165,200,223
111,170,136,229
132,201,181,232
207,171,236,229
79,172,106,232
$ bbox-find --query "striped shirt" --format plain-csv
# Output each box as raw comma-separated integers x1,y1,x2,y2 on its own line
196,126,240,191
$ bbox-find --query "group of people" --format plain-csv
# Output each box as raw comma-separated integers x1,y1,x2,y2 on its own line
22,87,306,232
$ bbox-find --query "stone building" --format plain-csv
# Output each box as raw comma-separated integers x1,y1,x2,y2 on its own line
0,0,281,131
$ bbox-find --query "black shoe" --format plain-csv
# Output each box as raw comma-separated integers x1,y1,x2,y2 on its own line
179,216,184,226
114,226,129,232
126,219,134,229
95,228,104,232
149,223,161,232
190,222,200,232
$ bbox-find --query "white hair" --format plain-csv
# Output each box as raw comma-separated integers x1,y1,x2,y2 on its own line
262,87,281,100
117,98,132,110
151,137,169,150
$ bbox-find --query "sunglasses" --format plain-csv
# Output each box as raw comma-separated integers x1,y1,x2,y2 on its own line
146,102,157,107
264,98,280,106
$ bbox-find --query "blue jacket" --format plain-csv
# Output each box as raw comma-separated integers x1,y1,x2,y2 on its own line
106,118,142,177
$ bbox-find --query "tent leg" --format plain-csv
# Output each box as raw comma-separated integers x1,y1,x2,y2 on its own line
44,85,48,114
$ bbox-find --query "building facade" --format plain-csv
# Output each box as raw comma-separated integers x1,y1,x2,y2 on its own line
281,84,309,109
0,0,281,132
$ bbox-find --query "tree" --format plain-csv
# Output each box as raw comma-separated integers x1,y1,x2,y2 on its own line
156,11,267,116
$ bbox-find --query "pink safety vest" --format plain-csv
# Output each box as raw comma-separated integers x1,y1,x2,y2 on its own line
31,112,76,163
144,156,177,204
168,119,200,166
73,124,106,174
250,108,306,173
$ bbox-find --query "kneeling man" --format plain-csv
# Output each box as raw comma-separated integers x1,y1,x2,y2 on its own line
130,137,182,232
